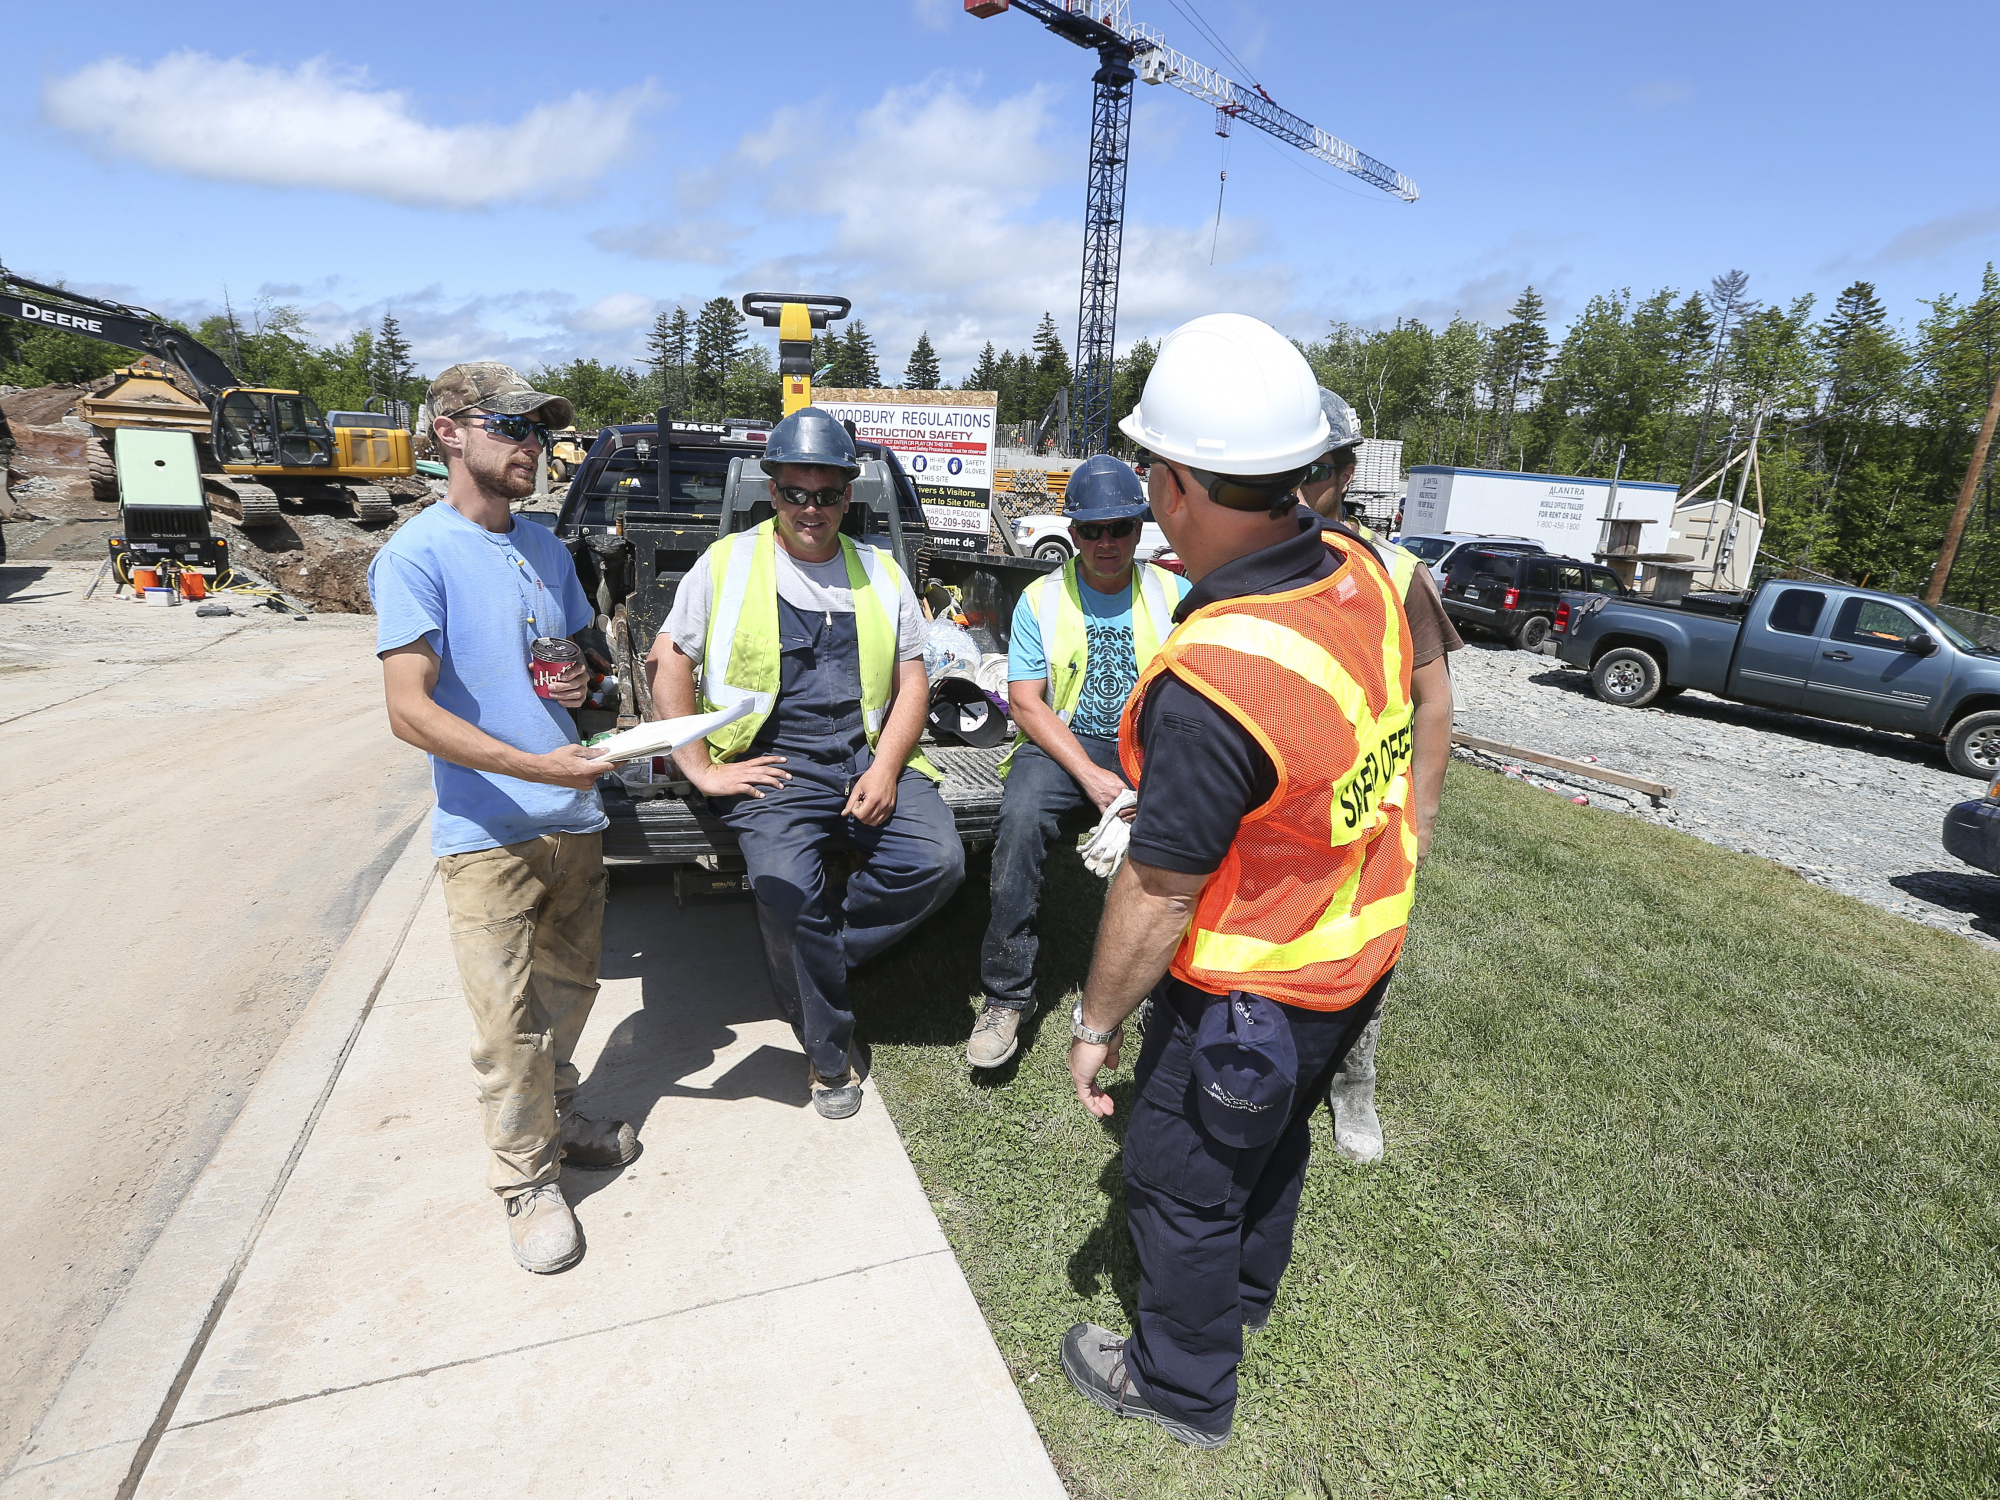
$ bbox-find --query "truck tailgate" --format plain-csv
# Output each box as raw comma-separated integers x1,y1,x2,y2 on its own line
602,743,1008,864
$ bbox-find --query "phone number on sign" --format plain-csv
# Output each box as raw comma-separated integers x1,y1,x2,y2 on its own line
924,506,991,534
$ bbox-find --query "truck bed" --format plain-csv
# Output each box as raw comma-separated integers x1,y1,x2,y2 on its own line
601,742,1008,864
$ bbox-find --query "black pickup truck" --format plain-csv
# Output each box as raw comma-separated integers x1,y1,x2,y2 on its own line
1548,577,2000,778
551,419,1054,889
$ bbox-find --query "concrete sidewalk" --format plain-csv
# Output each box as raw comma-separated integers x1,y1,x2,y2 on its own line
12,848,1065,1498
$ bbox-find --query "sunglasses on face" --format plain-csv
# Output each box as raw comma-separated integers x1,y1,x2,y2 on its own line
466,412,551,447
775,485,847,510
1074,519,1137,542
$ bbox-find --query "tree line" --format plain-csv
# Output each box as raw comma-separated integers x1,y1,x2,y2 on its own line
0,299,427,418
9,271,1995,610
1301,267,2000,610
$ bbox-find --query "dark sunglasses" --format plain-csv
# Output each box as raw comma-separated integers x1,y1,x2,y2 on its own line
775,485,847,510
467,412,551,447
1073,519,1138,542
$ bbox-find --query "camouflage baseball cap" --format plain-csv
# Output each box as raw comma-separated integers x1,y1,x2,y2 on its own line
423,362,573,428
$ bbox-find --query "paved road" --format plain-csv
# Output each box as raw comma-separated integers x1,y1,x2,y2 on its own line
0,562,430,1467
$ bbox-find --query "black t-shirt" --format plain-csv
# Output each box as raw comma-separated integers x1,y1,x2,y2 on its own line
1126,510,1339,876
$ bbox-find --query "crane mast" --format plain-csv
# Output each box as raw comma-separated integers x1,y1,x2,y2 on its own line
964,0,1417,454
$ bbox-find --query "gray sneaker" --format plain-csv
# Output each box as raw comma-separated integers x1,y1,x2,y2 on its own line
1058,1323,1228,1449
504,1182,582,1274
966,1004,1024,1069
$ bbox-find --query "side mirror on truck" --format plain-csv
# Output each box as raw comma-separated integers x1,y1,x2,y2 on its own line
1908,631,1940,657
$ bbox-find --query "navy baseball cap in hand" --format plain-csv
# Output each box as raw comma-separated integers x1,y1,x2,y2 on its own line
1192,992,1297,1150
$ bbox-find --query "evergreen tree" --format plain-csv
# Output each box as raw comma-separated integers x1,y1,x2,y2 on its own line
962,341,1001,393
902,331,941,391
1111,336,1158,441
647,305,693,416
1685,269,1757,492
1027,312,1073,430
837,321,881,389
370,312,415,412
691,296,747,418
1482,287,1551,467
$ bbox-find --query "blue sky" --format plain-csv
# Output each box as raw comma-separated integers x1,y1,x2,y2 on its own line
6,0,1996,384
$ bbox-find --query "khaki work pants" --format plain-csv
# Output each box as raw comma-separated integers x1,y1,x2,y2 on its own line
437,830,606,1195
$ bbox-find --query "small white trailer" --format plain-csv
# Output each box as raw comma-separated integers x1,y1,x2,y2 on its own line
1401,466,1678,560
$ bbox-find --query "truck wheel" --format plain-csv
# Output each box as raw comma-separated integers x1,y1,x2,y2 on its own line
1945,710,2000,779
88,437,118,502
1032,538,1071,563
1591,647,1663,707
1514,614,1552,651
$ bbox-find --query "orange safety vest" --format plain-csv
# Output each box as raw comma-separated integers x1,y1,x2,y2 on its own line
1119,531,1417,1012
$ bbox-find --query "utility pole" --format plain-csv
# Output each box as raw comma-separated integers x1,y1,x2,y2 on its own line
1923,362,2000,605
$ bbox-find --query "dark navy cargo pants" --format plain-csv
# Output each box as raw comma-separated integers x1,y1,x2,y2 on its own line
979,736,1127,1012
1120,968,1392,1437
722,760,964,1081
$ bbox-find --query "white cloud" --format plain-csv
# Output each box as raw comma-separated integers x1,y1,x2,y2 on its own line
716,77,1296,374
589,219,752,266
1869,204,2000,266
561,291,664,335
41,51,661,209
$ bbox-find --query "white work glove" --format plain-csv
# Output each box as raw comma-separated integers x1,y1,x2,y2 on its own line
1079,789,1138,879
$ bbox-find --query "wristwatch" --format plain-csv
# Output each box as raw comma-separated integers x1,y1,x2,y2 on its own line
1072,1000,1122,1047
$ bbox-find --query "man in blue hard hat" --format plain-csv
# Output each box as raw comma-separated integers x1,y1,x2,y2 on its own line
647,407,964,1119
965,454,1190,1068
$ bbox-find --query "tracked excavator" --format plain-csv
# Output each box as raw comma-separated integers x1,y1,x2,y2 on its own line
0,266,412,526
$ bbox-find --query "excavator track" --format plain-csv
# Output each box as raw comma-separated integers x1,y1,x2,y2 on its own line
347,484,397,523
207,479,282,528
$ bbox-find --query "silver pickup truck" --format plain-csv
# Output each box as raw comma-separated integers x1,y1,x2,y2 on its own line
1548,578,2000,778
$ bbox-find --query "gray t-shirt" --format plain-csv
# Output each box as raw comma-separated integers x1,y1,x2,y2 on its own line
665,540,926,666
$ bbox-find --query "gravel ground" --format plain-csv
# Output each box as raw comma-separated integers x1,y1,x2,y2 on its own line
1447,640,2000,951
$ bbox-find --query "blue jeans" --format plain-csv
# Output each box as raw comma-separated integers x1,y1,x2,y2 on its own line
978,736,1126,1012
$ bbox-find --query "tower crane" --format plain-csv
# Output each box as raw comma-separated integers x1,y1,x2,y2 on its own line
964,0,1418,455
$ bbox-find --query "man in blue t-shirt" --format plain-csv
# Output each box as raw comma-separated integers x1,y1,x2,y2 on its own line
967,457,1190,1068
368,362,637,1276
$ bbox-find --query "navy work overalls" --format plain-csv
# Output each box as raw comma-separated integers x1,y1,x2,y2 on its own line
716,596,964,1080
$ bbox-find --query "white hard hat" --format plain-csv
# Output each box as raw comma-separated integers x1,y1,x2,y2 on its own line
1119,313,1330,477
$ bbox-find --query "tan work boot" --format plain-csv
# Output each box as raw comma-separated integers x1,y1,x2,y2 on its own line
966,1004,1024,1069
560,1110,639,1171
505,1182,582,1273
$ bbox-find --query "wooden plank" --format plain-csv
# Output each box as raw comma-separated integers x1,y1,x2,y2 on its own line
1450,730,1676,800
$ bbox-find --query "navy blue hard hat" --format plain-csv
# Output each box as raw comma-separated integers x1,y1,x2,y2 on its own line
1062,454,1148,521
760,405,861,482
1192,992,1298,1150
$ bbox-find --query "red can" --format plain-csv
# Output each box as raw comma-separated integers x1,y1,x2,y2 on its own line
530,636,582,698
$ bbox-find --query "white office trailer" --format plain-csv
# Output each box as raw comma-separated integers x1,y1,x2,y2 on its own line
1402,466,1680,562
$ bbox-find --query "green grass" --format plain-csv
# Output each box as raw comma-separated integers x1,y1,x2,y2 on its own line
851,760,2000,1499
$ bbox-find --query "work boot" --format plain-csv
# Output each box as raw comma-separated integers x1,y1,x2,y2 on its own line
810,1056,864,1120
1059,1324,1228,1450
966,1003,1025,1069
1329,1015,1385,1164
560,1110,640,1171
504,1182,582,1274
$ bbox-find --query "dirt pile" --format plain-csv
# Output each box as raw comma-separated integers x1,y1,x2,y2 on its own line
2,384,438,613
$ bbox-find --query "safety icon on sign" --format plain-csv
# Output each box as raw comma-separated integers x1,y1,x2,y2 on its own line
911,455,928,473
946,457,963,475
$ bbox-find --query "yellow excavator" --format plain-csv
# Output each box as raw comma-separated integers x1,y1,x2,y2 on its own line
1,266,412,525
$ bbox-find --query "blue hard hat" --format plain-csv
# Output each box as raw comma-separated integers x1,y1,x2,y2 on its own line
760,405,861,482
1192,992,1298,1150
1061,454,1148,521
